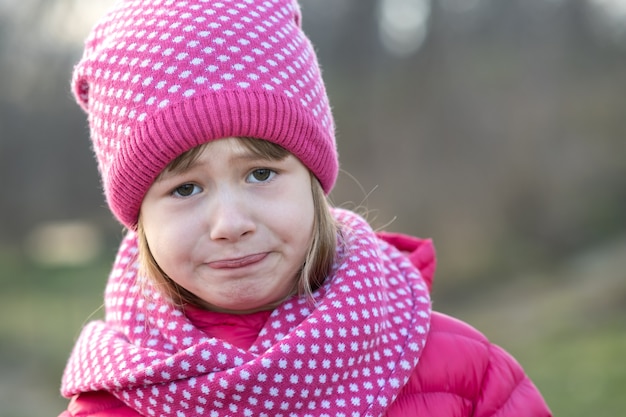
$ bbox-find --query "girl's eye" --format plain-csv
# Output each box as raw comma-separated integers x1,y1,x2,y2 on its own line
172,183,201,197
248,168,276,183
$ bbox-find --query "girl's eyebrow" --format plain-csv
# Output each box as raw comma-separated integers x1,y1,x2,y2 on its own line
154,158,203,183
154,148,276,182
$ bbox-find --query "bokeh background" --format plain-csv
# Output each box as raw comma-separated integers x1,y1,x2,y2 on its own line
1,0,625,415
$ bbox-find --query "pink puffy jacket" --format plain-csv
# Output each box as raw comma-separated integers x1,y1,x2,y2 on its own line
59,233,551,417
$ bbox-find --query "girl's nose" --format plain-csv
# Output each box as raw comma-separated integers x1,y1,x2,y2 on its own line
208,191,256,241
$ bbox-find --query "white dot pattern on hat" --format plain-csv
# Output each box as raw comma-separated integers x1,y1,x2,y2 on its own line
73,0,337,229
61,209,431,417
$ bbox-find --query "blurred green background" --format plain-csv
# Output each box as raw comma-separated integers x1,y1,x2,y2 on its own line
1,0,625,415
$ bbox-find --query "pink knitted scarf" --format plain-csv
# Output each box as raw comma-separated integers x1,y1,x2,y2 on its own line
61,210,431,417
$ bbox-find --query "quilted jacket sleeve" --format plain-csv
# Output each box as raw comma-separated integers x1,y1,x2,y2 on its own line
376,232,551,416
384,313,552,417
474,343,552,417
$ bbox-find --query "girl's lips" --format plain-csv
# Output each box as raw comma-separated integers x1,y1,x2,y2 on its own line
208,253,268,269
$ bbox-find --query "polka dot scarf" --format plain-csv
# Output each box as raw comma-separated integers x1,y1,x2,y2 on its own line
61,210,431,417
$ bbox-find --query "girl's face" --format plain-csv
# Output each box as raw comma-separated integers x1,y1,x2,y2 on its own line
140,137,315,314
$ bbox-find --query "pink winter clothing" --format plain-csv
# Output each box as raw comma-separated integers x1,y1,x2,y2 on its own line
71,0,338,229
59,210,551,417
64,1,552,415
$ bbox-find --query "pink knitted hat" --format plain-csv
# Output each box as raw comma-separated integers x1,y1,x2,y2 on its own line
73,0,337,229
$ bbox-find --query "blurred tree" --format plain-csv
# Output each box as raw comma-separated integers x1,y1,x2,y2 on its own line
0,0,624,284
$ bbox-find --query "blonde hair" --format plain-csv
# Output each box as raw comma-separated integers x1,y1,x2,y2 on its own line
137,137,337,309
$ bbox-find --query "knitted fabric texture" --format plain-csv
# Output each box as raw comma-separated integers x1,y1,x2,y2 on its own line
61,209,432,417
72,0,337,229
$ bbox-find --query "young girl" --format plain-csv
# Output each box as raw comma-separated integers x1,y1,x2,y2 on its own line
59,1,552,416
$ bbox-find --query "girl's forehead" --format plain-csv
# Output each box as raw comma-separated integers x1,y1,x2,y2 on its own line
201,137,273,160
